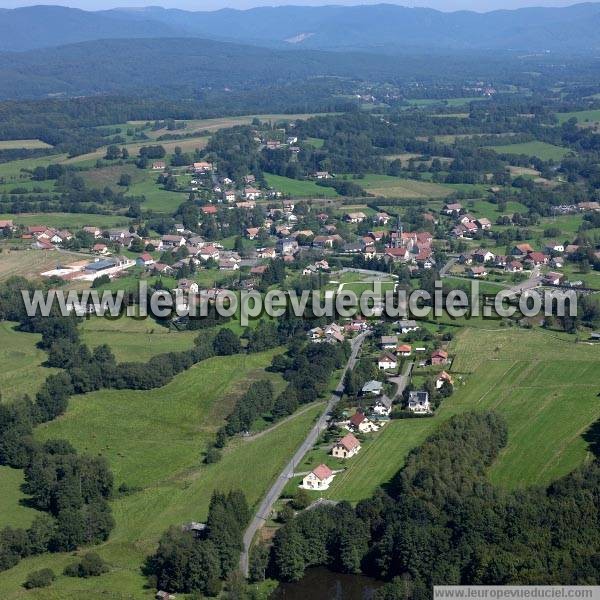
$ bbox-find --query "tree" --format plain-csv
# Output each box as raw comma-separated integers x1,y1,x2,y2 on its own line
213,329,241,356
118,173,132,187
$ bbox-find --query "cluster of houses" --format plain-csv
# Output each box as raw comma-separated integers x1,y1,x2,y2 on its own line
443,203,493,239
308,319,370,344
458,240,583,284
23,225,74,250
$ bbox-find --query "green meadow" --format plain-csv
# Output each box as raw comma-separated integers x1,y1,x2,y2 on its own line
0,212,129,229
556,108,600,126
0,321,55,403
264,173,339,197
353,173,452,198
80,316,199,362
490,141,571,161
324,327,600,502
0,346,326,599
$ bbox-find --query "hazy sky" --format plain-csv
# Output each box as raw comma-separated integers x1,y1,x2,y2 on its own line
0,0,585,11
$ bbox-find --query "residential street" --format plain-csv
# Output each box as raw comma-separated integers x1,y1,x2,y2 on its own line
388,359,414,400
239,331,369,576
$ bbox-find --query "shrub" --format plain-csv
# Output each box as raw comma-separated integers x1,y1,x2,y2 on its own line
23,568,55,589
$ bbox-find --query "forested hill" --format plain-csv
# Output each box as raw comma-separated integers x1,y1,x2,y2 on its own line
2,3,600,53
0,37,533,101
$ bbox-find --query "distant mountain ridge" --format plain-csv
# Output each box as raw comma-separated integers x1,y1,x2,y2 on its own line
2,3,600,53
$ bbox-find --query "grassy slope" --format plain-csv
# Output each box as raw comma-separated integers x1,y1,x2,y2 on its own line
0,212,129,229
355,174,452,198
80,317,199,363
325,327,600,502
264,173,339,198
490,141,571,161
0,321,54,402
0,466,41,530
0,405,322,599
0,347,322,599
556,109,600,125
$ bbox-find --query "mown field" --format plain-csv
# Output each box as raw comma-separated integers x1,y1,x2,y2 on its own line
324,327,600,502
131,112,328,137
490,141,571,161
0,321,54,402
556,108,600,126
80,316,199,362
0,212,129,229
0,139,53,150
0,345,325,599
264,173,339,198
354,174,452,198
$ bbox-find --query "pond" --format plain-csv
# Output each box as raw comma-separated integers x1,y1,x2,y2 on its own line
271,567,384,600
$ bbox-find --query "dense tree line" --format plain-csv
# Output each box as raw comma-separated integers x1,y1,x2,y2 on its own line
145,490,250,596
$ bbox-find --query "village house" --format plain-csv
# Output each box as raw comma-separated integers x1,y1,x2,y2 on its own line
302,464,334,490
512,243,534,256
377,352,397,370
276,238,298,255
219,257,240,270
348,411,378,433
472,249,495,263
152,161,166,170
525,252,548,267
407,391,431,413
469,266,488,278
331,433,361,459
578,201,600,212
431,349,449,365
544,271,564,286
545,242,565,254
199,245,220,261
193,161,213,173
372,395,393,417
373,212,391,225
380,335,399,350
344,211,367,224
397,319,419,334
313,171,332,179
243,187,262,200
257,247,276,259
92,243,109,255
506,260,523,273
384,247,409,262
176,279,199,295
246,227,261,240
136,252,155,267
82,226,102,238
443,202,463,216
153,263,174,275
201,205,218,216
397,344,412,357
156,591,176,600
360,379,383,396
0,219,14,231
182,521,207,538
323,323,345,343
435,371,454,389
476,217,492,230
223,190,236,203
161,234,186,247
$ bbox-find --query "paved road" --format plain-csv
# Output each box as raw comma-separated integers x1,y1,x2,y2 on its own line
239,331,369,576
439,256,458,278
387,360,414,400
